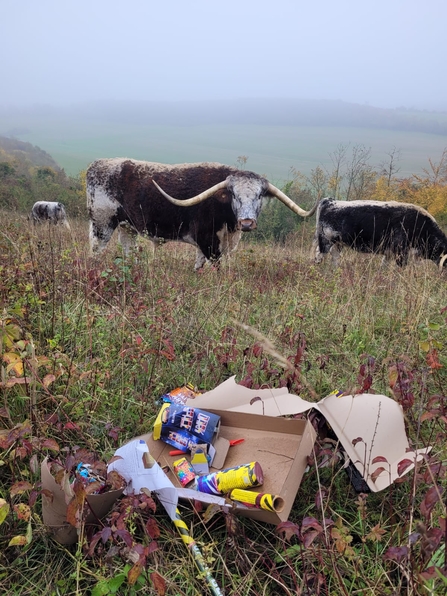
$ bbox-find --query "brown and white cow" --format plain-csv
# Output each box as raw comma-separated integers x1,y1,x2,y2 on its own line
313,197,447,268
86,158,318,269
30,201,70,228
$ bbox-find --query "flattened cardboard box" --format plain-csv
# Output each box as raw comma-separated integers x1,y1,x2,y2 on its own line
144,408,316,525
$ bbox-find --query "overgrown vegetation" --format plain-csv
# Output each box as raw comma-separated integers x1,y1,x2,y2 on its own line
0,135,84,217
0,213,446,595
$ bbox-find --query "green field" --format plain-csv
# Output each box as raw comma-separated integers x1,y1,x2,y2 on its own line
1,110,446,182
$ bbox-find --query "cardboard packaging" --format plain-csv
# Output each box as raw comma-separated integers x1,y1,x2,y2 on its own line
142,408,316,525
188,376,431,493
153,403,221,452
41,457,124,545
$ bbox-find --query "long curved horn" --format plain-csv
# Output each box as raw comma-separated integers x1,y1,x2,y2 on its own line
153,179,228,206
439,253,447,270
267,183,320,217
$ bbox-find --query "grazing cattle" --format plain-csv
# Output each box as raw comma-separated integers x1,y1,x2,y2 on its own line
86,158,318,269
313,198,447,268
30,201,70,228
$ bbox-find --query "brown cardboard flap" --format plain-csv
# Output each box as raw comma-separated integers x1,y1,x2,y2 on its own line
41,457,124,545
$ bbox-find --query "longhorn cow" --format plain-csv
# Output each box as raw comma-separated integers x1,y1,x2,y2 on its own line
30,201,70,228
313,198,447,268
86,158,318,269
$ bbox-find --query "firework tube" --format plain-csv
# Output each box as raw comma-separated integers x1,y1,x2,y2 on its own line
173,508,223,596
196,461,263,495
229,489,285,513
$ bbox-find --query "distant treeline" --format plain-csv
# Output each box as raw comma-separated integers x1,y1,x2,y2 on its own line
2,99,446,136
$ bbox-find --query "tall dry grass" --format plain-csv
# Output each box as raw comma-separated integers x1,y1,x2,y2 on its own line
1,214,446,595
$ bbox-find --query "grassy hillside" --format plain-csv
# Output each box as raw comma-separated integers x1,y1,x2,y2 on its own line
0,215,446,595
0,101,446,181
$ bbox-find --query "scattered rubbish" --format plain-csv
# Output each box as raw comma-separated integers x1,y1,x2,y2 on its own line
173,457,196,487
195,461,263,495
188,376,431,492
159,383,202,406
153,403,221,453
108,438,223,596
229,489,285,513
41,456,126,545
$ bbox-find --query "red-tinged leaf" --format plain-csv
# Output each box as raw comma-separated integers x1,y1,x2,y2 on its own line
370,467,386,483
397,459,414,477
65,454,76,472
146,540,159,555
276,520,300,542
115,528,133,547
87,532,103,556
420,485,444,519
64,422,80,432
440,416,447,425
28,490,38,508
127,563,143,586
302,529,319,548
66,498,83,528
252,343,263,358
10,481,33,497
352,437,364,446
192,499,203,514
100,526,112,543
41,438,60,452
439,517,446,532
371,456,388,465
144,517,160,539
14,503,31,521
301,517,323,533
150,571,166,596
426,349,442,370
419,566,440,581
420,411,437,422
8,535,27,547
383,545,409,562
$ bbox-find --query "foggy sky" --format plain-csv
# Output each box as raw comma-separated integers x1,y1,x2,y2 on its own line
2,0,446,111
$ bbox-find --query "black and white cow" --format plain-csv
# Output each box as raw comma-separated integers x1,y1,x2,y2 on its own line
86,158,318,269
313,198,447,268
30,201,70,228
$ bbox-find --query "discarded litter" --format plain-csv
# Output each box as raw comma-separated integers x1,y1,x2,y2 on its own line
41,455,126,545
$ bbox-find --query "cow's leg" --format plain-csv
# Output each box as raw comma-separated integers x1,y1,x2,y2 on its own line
329,245,341,267
313,235,324,263
194,249,207,271
89,219,117,254
118,223,138,255
217,226,242,257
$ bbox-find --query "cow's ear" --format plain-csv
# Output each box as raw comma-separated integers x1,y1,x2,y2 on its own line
215,190,231,204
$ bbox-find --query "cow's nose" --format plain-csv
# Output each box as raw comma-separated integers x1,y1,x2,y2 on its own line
239,219,257,231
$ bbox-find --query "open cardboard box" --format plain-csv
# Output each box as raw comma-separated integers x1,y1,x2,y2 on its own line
188,377,431,492
142,408,316,525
